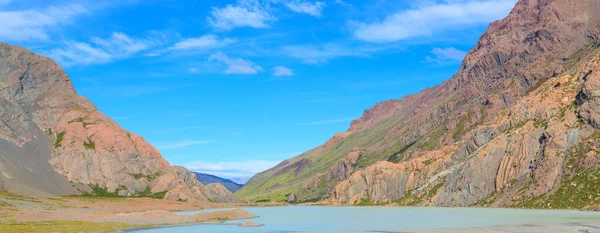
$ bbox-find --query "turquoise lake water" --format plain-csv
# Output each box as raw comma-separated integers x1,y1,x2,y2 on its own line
131,206,600,233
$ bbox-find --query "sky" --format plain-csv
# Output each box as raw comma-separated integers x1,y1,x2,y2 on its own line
0,0,517,183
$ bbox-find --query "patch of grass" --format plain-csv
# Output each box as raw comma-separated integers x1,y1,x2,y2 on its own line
414,126,446,151
470,190,499,207
0,192,41,203
559,101,578,122
83,139,95,150
151,190,168,199
0,221,133,233
512,132,600,209
130,172,161,181
394,180,446,206
68,118,94,128
82,184,121,198
422,159,435,167
452,115,468,141
525,77,549,94
54,132,65,148
0,201,13,207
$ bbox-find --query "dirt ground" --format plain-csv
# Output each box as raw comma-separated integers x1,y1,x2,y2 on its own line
0,192,267,232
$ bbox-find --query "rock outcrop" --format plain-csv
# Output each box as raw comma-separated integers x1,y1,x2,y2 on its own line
238,0,600,209
0,42,238,202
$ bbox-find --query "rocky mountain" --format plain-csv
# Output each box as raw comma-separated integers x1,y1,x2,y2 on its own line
0,43,239,202
193,172,243,192
237,0,600,209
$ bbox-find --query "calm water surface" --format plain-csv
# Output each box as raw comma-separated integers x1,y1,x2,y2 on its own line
132,206,600,233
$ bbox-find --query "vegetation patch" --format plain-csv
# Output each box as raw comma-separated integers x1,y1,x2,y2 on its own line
394,180,446,206
68,118,94,128
0,192,41,203
0,221,133,233
511,131,600,209
470,190,499,207
525,77,549,94
150,190,168,199
0,200,13,207
54,132,65,148
130,172,161,182
83,138,95,150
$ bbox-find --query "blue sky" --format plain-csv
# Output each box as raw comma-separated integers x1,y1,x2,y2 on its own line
0,0,516,183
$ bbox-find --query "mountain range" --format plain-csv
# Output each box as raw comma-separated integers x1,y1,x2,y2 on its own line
193,172,243,192
236,0,600,209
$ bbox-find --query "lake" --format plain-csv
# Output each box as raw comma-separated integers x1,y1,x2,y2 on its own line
132,206,600,233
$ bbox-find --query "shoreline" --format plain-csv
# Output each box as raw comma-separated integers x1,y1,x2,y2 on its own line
3,194,600,233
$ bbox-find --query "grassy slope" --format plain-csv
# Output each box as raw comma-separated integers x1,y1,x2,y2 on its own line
236,113,408,202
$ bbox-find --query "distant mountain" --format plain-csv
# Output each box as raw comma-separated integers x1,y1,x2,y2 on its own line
193,172,243,192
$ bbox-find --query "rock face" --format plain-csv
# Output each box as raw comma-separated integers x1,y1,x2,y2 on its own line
238,0,600,209
0,43,238,202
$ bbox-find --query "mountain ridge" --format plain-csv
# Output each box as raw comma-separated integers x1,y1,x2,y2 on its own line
237,0,600,209
0,42,239,203
193,172,243,192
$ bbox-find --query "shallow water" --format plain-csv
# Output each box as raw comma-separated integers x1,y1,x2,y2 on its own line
132,206,600,233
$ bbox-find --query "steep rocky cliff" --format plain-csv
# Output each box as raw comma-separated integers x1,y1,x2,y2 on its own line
237,0,600,209
0,43,239,202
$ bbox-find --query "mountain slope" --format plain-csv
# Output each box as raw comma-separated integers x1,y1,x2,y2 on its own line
0,43,238,202
193,172,243,192
237,0,600,208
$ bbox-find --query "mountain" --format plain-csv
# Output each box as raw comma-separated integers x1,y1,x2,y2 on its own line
0,43,239,202
193,172,243,192
237,0,600,209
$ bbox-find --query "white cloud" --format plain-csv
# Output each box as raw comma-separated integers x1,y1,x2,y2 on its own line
209,51,264,74
185,160,282,180
208,0,276,31
272,66,294,76
155,140,216,150
283,1,325,17
47,32,155,67
299,117,355,125
334,0,351,8
352,0,516,43
426,47,467,63
189,68,200,73
170,34,236,50
0,4,87,41
282,44,366,64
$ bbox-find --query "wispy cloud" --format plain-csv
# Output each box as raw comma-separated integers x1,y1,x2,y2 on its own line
47,32,159,67
425,47,467,63
155,140,217,150
208,0,276,31
283,1,325,17
0,4,87,41
282,44,367,65
189,68,200,73
352,0,516,43
170,34,236,50
272,66,294,76
185,160,282,180
299,117,355,125
209,51,264,74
